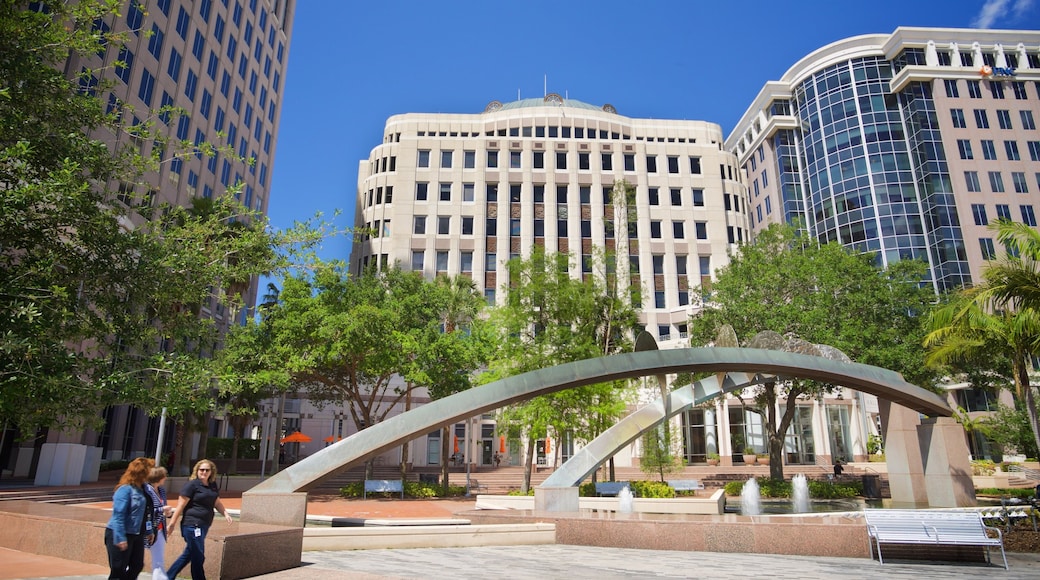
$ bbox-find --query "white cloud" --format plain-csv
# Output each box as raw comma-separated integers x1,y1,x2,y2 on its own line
972,0,1035,28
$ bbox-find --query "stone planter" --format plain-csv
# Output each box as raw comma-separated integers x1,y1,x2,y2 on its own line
757,455,770,466
742,454,757,465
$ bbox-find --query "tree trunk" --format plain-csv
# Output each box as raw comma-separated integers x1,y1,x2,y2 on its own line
521,436,535,493
1015,358,1040,457
172,423,185,476
440,426,451,494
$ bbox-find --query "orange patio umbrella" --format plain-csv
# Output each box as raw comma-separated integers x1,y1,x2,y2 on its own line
499,436,506,454
453,435,459,454
282,432,312,444
323,435,342,443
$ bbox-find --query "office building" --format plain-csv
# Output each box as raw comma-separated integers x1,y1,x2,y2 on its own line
728,27,1040,294
351,95,749,348
2,0,296,478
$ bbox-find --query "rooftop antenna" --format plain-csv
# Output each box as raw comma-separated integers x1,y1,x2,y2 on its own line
544,74,547,97
518,88,521,100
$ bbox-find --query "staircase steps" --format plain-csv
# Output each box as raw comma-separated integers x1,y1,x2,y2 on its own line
0,486,113,505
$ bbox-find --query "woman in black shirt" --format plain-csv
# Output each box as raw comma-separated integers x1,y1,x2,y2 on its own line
165,459,233,579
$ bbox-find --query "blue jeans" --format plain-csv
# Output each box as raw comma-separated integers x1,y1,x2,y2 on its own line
166,524,208,579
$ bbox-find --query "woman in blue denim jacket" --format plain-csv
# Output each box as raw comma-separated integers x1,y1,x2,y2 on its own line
105,457,155,580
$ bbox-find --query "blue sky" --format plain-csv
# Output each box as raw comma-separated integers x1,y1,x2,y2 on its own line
267,0,1040,263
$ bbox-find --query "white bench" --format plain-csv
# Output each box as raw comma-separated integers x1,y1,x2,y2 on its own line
667,479,705,493
864,509,1007,569
594,482,630,497
363,479,404,499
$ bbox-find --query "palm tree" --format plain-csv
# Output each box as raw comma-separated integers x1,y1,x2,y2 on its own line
924,282,1040,457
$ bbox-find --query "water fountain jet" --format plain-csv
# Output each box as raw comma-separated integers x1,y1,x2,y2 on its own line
740,477,761,515
792,473,809,513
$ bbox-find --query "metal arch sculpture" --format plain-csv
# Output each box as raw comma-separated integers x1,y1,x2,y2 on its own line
245,347,950,496
541,372,762,488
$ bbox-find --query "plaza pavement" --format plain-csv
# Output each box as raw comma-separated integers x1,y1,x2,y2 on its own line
3,493,1038,579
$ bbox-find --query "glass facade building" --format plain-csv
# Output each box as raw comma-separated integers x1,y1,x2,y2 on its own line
729,27,1040,293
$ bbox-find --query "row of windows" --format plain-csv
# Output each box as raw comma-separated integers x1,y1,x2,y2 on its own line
949,108,1036,130
413,126,701,143
970,203,1037,226
416,149,705,174
955,138,1040,161
942,78,1040,101
963,170,1038,193
401,182,735,211
404,214,712,242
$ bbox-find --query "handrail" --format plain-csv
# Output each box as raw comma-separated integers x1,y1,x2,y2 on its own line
1006,463,1040,482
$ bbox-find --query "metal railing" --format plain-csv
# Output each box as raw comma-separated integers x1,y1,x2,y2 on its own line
1006,463,1040,482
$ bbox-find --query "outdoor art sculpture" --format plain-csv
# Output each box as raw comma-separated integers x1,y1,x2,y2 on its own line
240,347,963,527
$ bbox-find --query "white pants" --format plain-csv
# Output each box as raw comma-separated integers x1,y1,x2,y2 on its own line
150,532,168,580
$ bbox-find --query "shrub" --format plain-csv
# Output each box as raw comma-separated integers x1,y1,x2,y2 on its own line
971,459,997,476
631,480,674,498
723,477,860,499
338,480,466,499
507,488,536,496
578,482,596,497
976,487,1036,500
206,437,261,459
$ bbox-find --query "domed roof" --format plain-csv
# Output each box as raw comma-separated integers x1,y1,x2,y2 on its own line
484,94,617,114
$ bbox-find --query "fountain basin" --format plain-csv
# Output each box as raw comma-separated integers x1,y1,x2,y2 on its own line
475,491,727,515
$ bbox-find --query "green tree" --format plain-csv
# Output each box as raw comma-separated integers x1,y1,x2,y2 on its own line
490,247,637,491
640,422,683,482
688,224,938,479
930,220,1040,456
978,404,1039,460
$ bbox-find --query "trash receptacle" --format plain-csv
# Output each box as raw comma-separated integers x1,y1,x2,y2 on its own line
862,474,881,499
419,473,438,484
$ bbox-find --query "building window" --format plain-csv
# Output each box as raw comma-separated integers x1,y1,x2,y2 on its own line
668,156,679,174
439,182,451,201
695,222,707,240
673,221,685,239
1029,141,1040,162
578,152,590,170
460,251,473,273
957,139,973,159
485,253,497,272
436,251,448,272
997,109,1013,129
646,155,657,173
670,188,682,206
556,219,567,237
1013,172,1029,193
533,151,544,169
624,154,635,171
974,109,989,129
981,140,997,160
487,151,498,168
996,204,1012,220
510,184,521,203
556,151,567,169
413,216,426,235
654,292,666,308
967,80,982,98
971,203,988,225
689,156,702,174
965,171,981,192
1022,110,1037,131
601,153,612,171
416,182,428,200
511,151,522,169
950,109,966,128
417,150,430,168
989,171,1005,193
461,216,474,235
1006,141,1021,161
650,220,662,239
1021,205,1037,227
441,150,452,168
437,216,450,235
980,238,996,260
462,183,475,202
990,82,1006,99
943,79,959,98
411,251,424,271
692,189,704,206
648,188,659,206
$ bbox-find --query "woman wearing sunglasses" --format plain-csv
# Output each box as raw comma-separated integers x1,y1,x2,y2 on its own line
165,459,233,579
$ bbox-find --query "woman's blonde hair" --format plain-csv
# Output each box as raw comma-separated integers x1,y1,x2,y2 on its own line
190,459,218,481
116,457,154,489
147,466,168,484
